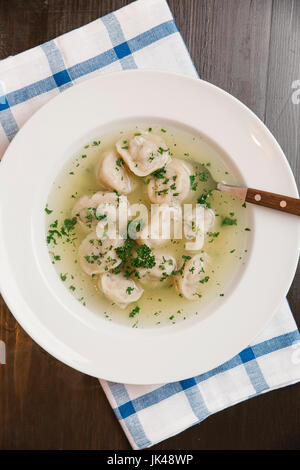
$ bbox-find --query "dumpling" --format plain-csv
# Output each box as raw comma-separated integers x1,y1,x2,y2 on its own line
98,272,144,309
78,231,124,275
147,159,191,204
136,204,182,248
116,131,171,176
175,253,209,299
137,252,176,287
72,191,128,232
96,149,135,194
184,206,215,250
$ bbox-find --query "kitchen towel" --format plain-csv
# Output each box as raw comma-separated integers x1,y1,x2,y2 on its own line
0,0,299,450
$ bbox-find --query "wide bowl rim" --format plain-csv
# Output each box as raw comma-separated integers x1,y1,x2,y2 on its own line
0,69,299,384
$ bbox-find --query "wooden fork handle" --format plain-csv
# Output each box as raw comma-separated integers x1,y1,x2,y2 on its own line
246,188,300,215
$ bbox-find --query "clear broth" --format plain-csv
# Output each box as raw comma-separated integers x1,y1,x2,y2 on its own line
46,124,251,328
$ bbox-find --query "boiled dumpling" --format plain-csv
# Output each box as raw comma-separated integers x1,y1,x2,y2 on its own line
96,149,135,194
147,159,191,204
184,206,215,250
137,252,176,287
72,191,128,232
176,253,209,299
72,191,119,230
116,131,171,177
98,272,143,309
136,204,182,248
78,231,124,275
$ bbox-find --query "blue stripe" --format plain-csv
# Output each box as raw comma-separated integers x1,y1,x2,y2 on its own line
3,76,57,108
0,80,19,141
41,41,68,73
128,20,178,54
180,379,210,421
239,346,269,393
102,13,137,70
0,20,177,108
67,49,117,81
194,330,300,385
111,330,300,419
130,382,183,414
108,382,151,449
242,359,269,393
0,108,19,141
41,41,72,92
251,330,300,356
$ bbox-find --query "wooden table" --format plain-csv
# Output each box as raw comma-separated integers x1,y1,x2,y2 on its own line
0,0,299,450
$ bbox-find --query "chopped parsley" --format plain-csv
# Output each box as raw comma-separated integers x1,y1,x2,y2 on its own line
160,272,169,282
190,169,209,190
157,188,169,196
131,245,155,269
151,167,166,179
45,207,53,215
207,231,220,238
172,255,191,276
197,190,212,208
129,305,140,318
115,239,134,262
221,216,237,226
116,157,124,167
157,147,169,155
47,217,77,245
62,217,77,233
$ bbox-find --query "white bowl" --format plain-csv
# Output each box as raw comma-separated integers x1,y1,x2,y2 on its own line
0,70,299,384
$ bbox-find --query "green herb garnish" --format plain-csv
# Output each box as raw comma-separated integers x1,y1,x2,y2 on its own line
221,217,237,226
131,245,155,269
116,157,124,167
152,167,166,179
129,305,140,318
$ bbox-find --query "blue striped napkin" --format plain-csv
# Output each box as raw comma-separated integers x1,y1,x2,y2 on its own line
0,0,299,450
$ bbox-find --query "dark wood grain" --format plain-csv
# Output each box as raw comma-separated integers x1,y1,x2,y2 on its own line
246,188,300,215
264,0,300,316
0,0,299,450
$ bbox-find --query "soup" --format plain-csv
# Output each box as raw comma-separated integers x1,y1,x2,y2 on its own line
46,125,250,328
